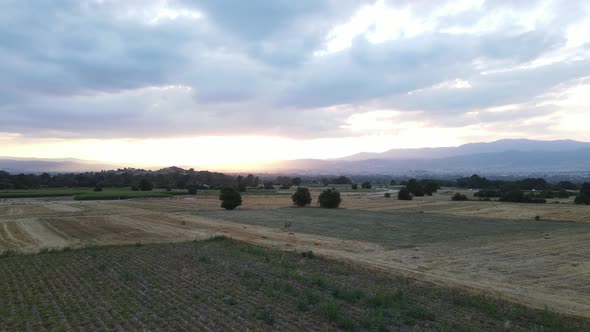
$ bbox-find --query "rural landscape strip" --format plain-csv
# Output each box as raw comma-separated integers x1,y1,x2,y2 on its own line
1,238,589,331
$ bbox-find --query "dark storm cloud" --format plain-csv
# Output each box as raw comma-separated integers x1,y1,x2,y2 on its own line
0,0,589,139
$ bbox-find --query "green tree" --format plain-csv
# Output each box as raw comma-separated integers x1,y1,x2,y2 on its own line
139,179,153,191
219,187,242,210
398,188,413,200
318,189,342,208
291,187,312,207
291,177,302,187
187,185,197,195
451,193,468,201
361,181,372,189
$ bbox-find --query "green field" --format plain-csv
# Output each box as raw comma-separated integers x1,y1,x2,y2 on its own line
195,208,588,249
0,188,93,198
1,238,586,331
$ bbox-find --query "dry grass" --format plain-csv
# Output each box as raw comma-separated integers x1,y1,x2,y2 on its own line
1,194,590,319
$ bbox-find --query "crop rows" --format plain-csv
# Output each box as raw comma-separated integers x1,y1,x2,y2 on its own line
1,238,588,331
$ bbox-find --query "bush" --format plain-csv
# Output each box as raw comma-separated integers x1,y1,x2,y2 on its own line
413,187,425,197
474,189,501,198
398,188,413,200
361,181,372,189
318,189,342,208
384,193,391,198
291,187,312,207
558,190,573,198
499,189,525,203
187,185,197,195
263,182,274,190
139,179,153,191
575,194,590,205
219,187,242,210
500,189,546,204
280,183,291,190
451,193,468,201
93,186,102,192
351,183,358,190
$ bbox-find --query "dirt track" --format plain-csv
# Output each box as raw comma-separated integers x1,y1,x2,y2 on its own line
1,196,590,318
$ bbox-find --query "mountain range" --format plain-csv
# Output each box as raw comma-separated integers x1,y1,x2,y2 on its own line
2,139,590,175
266,139,590,175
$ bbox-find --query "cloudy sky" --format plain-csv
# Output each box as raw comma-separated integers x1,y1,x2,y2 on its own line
1,0,590,168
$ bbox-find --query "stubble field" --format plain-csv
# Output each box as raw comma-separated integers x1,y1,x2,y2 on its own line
1,190,590,329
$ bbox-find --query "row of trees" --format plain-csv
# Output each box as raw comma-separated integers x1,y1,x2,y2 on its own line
0,169,234,190
219,187,342,210
456,174,581,191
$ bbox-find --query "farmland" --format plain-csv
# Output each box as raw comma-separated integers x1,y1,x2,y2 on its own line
1,238,588,331
1,190,590,328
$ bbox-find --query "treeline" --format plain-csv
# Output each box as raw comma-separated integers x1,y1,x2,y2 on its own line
0,168,235,190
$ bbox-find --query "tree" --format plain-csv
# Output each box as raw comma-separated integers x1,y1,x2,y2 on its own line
398,188,413,200
422,181,440,196
331,176,352,185
389,180,397,186
291,177,302,187
499,189,525,203
291,187,312,207
318,189,342,208
187,185,197,195
451,193,468,201
219,187,242,210
574,182,590,205
361,181,372,189
139,179,153,191
558,189,573,198
406,179,420,194
351,183,358,190
263,182,274,190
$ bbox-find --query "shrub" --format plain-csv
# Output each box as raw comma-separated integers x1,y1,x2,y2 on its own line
280,183,291,190
557,190,573,198
351,183,358,190
500,189,546,204
318,189,342,208
398,188,413,200
138,179,153,191
93,186,102,192
413,187,425,197
384,193,391,198
219,187,242,210
291,187,312,207
361,181,372,189
451,193,468,201
263,182,274,190
499,189,525,203
475,189,501,198
187,185,197,195
575,194,590,205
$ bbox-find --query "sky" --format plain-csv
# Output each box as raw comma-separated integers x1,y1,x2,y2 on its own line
1,0,590,169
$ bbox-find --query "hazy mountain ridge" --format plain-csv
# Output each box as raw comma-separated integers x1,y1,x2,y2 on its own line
338,139,590,161
2,139,590,175
0,158,117,174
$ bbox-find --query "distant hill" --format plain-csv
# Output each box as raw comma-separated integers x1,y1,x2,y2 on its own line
268,139,590,175
338,139,590,161
0,157,117,174
3,139,590,176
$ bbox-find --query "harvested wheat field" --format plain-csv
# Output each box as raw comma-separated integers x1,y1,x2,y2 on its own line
1,194,590,322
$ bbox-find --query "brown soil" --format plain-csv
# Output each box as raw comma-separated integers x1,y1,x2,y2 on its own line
1,196,590,319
